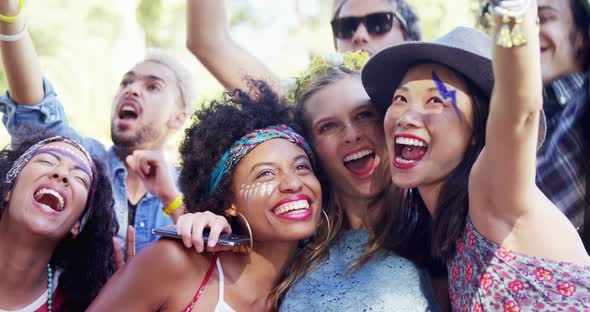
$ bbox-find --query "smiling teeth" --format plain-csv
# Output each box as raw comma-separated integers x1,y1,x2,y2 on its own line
395,137,426,147
274,200,310,215
34,188,64,211
344,149,374,162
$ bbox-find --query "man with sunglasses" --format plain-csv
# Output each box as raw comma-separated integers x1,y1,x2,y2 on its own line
331,0,420,55
186,0,421,94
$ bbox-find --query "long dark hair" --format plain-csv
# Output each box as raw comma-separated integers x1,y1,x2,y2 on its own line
386,77,490,267
0,135,118,311
569,0,590,69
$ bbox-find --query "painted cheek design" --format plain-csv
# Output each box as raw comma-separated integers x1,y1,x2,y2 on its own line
432,71,462,121
240,182,277,201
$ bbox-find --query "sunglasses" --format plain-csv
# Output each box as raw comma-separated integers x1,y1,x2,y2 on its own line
331,11,407,40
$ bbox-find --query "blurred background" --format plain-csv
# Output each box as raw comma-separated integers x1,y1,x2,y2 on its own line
0,0,485,156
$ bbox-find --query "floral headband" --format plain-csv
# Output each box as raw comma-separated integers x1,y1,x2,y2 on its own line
207,125,314,195
284,51,370,105
4,136,97,231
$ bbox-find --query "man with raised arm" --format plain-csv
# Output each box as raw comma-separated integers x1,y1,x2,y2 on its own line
0,1,194,252
186,0,420,93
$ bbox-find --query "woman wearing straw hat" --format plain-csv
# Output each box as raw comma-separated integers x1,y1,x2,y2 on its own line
362,0,590,309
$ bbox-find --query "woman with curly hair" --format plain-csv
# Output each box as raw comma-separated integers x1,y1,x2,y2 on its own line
88,82,324,311
177,55,442,311
0,135,117,312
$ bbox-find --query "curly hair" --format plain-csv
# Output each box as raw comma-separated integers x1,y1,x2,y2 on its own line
179,80,332,307
179,80,297,215
0,135,118,312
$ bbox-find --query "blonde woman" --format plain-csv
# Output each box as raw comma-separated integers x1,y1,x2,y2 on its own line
177,53,442,311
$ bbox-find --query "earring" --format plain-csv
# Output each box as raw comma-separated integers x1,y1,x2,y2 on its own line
233,212,253,255
321,209,331,236
314,209,332,238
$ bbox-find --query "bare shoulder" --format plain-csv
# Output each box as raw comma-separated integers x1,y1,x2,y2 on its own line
88,239,216,311
133,238,214,279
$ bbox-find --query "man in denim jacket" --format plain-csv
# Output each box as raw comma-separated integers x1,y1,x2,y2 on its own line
0,3,193,253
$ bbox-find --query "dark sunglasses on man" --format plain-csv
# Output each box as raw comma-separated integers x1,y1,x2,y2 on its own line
331,11,407,40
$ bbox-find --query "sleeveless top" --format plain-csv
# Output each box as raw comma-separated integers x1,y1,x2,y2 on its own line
448,219,590,311
280,229,440,311
0,270,63,312
184,254,236,312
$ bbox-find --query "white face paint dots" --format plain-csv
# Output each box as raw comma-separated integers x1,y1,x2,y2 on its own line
239,181,277,201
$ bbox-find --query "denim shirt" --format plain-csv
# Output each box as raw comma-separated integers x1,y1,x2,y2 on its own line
0,78,173,252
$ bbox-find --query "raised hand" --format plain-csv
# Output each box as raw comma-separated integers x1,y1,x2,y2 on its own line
125,150,181,213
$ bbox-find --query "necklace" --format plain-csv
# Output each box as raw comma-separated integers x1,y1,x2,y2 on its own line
47,264,53,312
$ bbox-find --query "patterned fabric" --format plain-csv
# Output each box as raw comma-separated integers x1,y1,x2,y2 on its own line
207,125,313,194
280,229,440,311
5,136,94,185
537,71,588,232
448,220,590,311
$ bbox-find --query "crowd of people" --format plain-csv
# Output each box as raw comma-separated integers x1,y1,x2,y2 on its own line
0,0,588,311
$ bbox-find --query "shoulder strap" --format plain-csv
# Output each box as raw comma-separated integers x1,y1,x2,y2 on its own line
185,253,220,312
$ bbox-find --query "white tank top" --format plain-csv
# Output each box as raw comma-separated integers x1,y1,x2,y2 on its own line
214,257,237,312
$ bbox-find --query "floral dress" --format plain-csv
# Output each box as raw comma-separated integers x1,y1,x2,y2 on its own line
448,220,590,311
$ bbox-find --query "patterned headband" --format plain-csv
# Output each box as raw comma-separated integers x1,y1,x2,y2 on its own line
4,136,97,231
207,125,314,195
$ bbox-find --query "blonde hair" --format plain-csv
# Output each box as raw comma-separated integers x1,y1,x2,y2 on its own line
141,48,196,111
269,65,405,307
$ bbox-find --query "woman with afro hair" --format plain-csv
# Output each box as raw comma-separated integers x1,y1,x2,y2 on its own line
0,134,118,312
88,81,326,311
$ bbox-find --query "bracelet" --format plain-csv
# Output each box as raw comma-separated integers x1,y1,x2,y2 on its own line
490,0,531,48
0,0,24,23
0,23,26,42
163,194,183,216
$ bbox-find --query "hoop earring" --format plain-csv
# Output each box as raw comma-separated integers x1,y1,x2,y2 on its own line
234,212,253,255
321,209,331,236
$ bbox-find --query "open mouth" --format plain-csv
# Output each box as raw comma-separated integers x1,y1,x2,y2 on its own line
117,101,141,121
33,187,65,212
393,135,428,168
343,148,376,178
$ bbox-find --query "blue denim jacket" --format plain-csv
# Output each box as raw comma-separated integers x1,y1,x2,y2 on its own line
0,78,173,252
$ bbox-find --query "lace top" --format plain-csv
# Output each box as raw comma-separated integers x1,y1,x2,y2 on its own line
448,220,590,311
280,229,440,311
